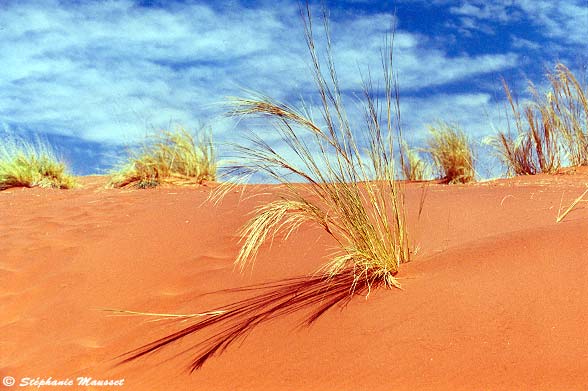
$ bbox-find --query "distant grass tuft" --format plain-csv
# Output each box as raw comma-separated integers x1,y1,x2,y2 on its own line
546,63,588,167
109,127,216,188
0,138,76,190
491,78,561,176
489,63,587,176
400,141,430,181
426,122,475,184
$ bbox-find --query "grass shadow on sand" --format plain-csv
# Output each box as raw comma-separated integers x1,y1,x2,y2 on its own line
118,270,380,372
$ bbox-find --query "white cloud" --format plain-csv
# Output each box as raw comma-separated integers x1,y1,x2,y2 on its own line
449,2,520,24
517,0,588,46
511,36,541,51
401,92,505,140
444,0,587,48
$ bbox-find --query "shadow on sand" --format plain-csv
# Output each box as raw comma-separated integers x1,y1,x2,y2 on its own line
119,270,381,372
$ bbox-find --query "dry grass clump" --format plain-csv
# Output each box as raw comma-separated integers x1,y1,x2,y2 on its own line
426,122,475,184
546,64,588,166
491,79,561,176
109,127,216,188
0,138,76,190
400,141,430,181
491,63,586,176
218,7,410,289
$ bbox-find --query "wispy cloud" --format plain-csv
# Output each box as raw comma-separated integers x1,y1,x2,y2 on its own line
518,0,587,46
444,0,588,50
449,2,522,24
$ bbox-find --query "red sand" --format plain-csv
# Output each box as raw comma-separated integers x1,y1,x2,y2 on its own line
1,173,587,390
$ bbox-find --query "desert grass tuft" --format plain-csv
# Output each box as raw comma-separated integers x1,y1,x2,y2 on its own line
496,78,560,175
400,141,430,181
426,122,475,184
489,63,587,176
109,127,216,188
545,63,588,166
0,137,76,190
218,5,410,290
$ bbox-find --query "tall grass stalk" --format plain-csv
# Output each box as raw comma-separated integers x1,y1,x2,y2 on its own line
218,6,409,289
109,127,216,188
0,137,76,190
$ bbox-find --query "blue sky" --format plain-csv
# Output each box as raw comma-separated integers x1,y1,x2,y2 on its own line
1,0,587,176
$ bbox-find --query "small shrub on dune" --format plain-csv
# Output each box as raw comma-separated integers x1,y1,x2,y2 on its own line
545,63,588,166
221,15,410,290
0,138,76,190
491,78,561,176
490,63,586,176
400,141,430,181
109,127,216,188
487,127,539,176
426,122,475,184
227,93,409,289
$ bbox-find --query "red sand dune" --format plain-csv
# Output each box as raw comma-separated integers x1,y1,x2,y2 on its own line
1,172,587,390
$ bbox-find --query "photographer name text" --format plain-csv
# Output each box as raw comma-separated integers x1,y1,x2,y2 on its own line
3,376,125,388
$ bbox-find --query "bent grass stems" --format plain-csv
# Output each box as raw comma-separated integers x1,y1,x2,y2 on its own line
490,63,587,176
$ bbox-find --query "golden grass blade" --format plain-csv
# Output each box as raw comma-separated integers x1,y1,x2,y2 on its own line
101,308,226,321
556,188,588,223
